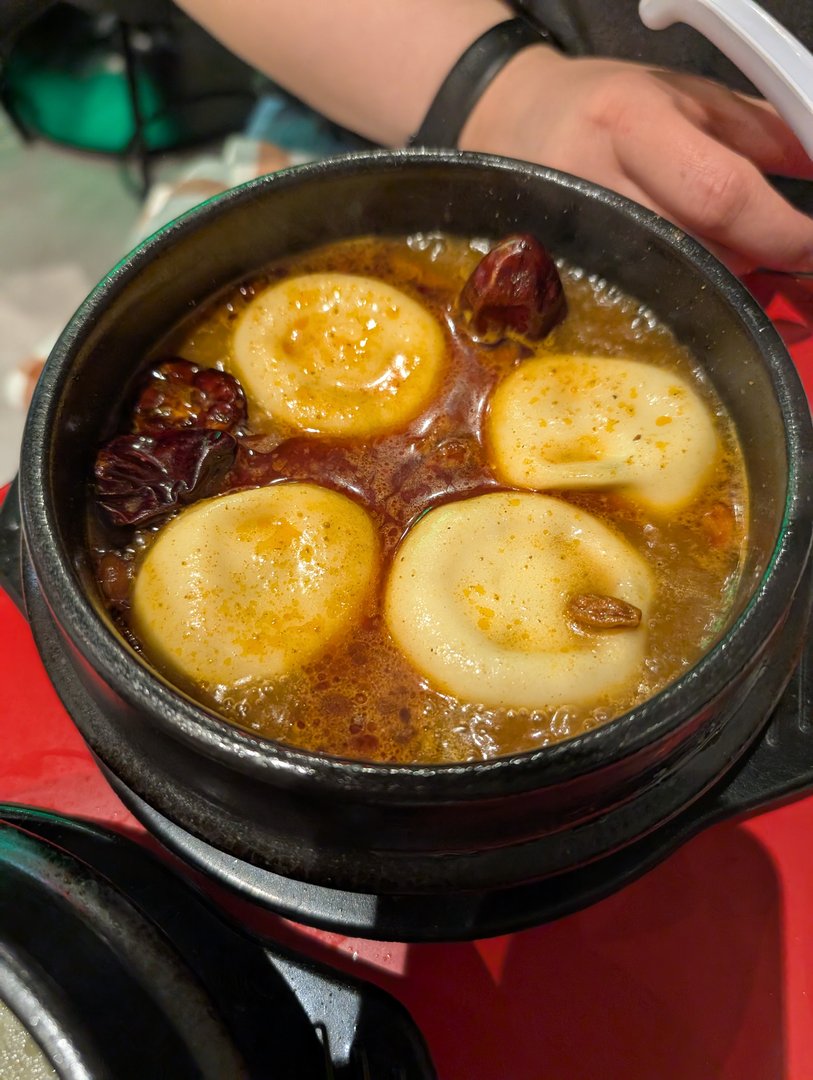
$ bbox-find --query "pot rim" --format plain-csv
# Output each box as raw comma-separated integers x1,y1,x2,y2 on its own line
20,149,813,800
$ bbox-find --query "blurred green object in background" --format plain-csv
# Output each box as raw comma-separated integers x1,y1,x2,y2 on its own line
3,5,178,152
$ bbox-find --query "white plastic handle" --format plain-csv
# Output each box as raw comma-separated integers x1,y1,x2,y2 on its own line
639,0,813,158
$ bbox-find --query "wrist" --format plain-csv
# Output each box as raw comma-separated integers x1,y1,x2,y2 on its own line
407,18,547,149
458,44,566,155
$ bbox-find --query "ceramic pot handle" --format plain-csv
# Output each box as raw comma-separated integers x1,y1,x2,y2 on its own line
0,477,25,615
689,555,813,827
710,633,813,821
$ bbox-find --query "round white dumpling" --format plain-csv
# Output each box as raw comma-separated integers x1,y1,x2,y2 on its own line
487,354,720,511
132,483,378,688
385,491,653,710
232,272,445,436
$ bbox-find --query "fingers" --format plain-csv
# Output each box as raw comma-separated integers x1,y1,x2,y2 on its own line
617,98,813,271
665,74,813,179
690,239,756,276
591,171,756,274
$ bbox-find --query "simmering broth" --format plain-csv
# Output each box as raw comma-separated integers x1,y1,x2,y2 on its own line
0,1001,57,1080
88,233,747,763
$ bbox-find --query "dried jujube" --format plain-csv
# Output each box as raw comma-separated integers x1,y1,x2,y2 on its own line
94,429,237,527
459,233,566,341
132,358,246,435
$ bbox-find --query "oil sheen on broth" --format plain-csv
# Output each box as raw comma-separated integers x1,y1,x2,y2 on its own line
89,234,747,764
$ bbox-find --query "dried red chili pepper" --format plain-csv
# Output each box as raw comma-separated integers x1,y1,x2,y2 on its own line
94,429,237,527
132,358,246,435
460,233,566,341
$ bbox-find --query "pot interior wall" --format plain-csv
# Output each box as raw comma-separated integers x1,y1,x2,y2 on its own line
41,156,787,660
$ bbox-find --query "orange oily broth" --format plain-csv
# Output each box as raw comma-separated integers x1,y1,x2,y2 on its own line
98,235,747,764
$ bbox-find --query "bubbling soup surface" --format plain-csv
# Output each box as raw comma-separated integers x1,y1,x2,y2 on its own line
0,1001,57,1080
88,233,747,764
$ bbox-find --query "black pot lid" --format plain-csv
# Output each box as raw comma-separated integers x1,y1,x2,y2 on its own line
0,805,435,1079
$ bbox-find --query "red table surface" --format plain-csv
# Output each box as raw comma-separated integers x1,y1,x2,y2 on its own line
3,272,813,1080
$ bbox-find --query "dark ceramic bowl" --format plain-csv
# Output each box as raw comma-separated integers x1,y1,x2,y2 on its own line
0,805,434,1077
3,151,812,934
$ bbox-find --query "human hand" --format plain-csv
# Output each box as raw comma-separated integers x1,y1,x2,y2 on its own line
461,48,813,274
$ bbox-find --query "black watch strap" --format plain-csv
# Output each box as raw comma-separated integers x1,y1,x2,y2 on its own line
407,17,547,149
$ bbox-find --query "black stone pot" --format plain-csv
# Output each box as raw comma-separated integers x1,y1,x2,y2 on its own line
2,150,813,940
